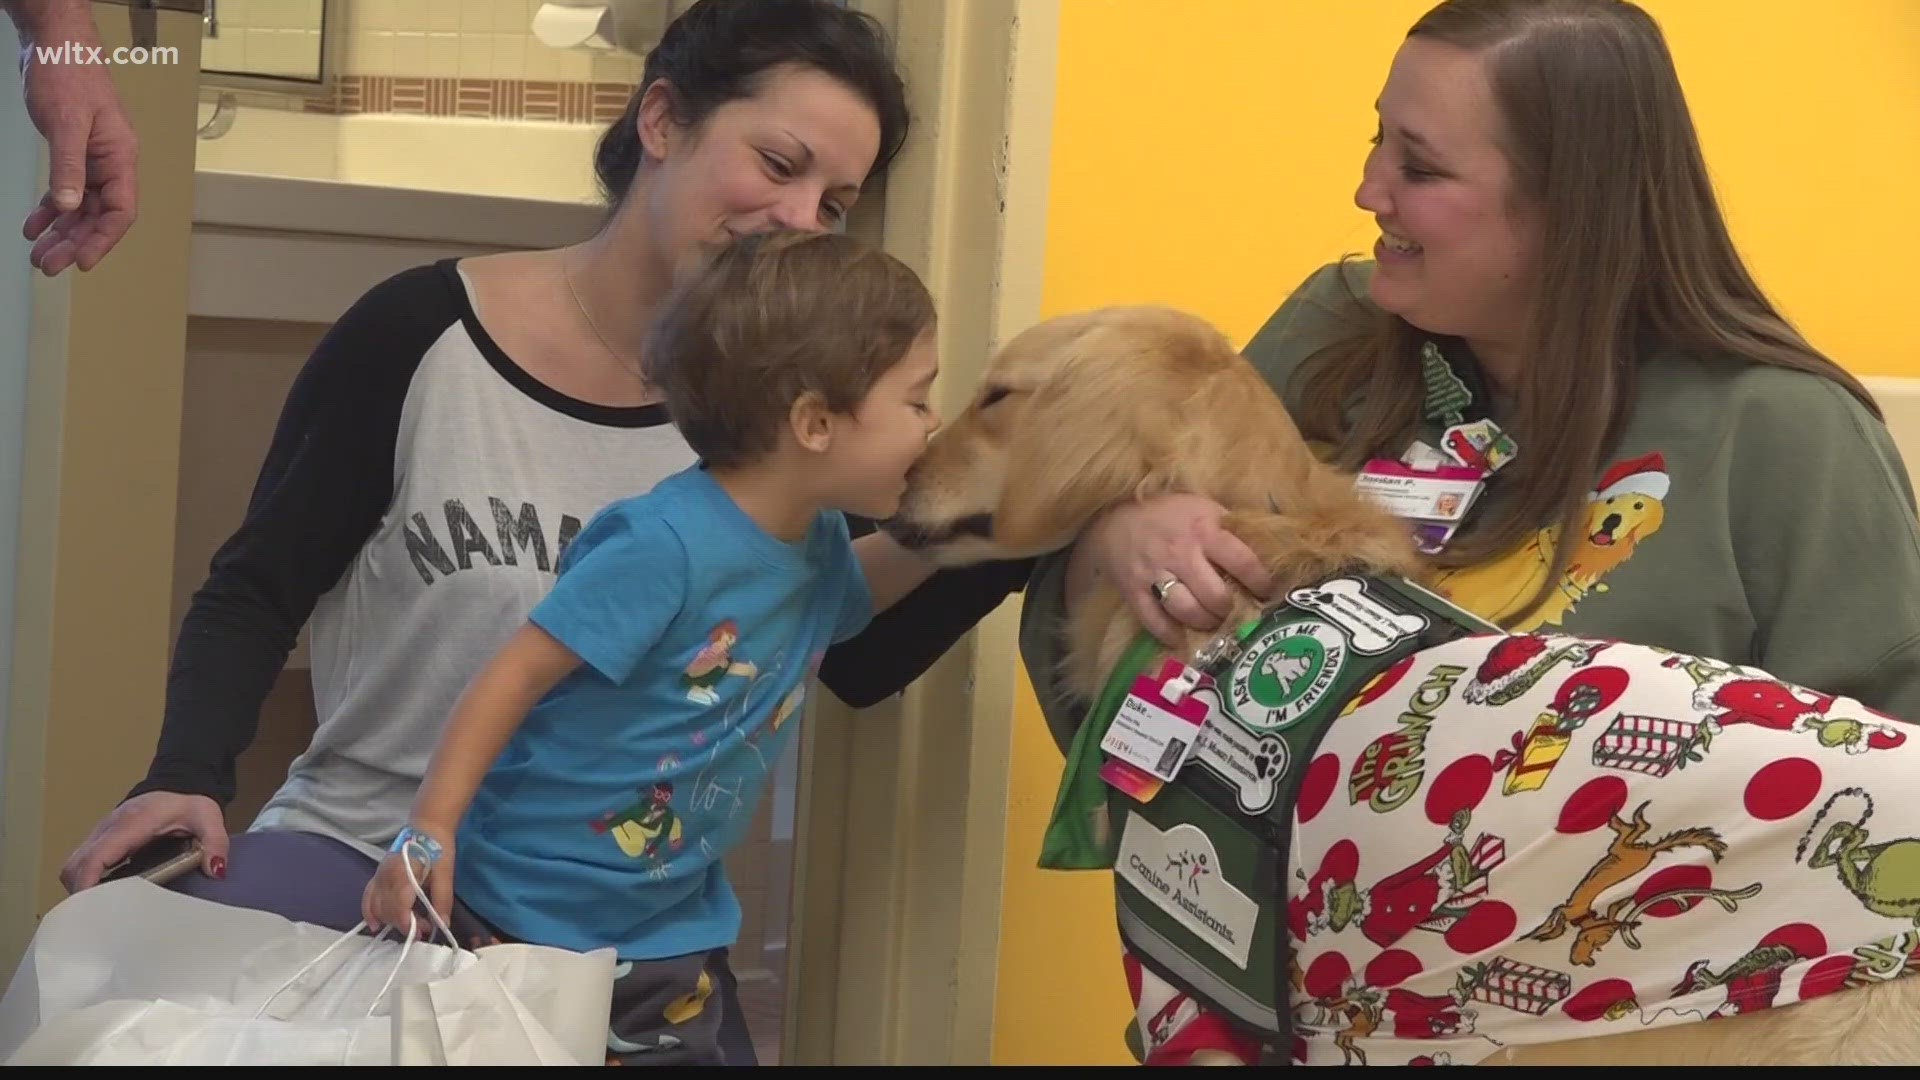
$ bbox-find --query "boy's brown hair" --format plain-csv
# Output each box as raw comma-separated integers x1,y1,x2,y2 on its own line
643,230,936,470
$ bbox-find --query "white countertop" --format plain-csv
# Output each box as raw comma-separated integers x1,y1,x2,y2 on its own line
189,170,610,323
193,169,606,249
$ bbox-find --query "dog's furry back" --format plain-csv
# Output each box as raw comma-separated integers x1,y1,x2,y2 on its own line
1031,308,1423,701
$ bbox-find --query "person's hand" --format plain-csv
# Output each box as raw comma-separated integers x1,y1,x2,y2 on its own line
59,790,229,892
1068,493,1275,646
362,828,454,938
16,5,139,275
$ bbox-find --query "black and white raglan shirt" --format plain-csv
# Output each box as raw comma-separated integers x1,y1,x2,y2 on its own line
134,259,1032,862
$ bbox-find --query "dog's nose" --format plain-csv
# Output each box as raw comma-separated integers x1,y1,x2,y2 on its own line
880,516,929,549
951,513,994,539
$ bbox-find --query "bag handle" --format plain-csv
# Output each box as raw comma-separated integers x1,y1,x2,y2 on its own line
253,838,467,1021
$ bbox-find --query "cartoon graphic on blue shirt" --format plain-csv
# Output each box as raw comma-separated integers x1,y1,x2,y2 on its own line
680,620,756,705
451,464,873,962
591,781,684,862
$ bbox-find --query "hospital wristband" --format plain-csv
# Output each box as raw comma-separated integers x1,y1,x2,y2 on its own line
389,825,445,870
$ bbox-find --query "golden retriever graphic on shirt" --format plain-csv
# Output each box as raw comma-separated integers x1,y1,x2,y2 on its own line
1430,452,1669,631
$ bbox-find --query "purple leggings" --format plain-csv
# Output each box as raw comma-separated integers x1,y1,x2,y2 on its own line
166,828,759,1066
166,828,383,931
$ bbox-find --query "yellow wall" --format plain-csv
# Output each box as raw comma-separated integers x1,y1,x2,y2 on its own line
990,0,1920,1064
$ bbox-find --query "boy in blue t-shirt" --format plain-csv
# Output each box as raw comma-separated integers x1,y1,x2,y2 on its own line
361,230,944,1064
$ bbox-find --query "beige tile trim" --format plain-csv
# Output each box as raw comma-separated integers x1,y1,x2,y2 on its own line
298,74,629,123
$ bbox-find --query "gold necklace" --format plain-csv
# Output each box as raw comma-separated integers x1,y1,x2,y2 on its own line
561,252,641,376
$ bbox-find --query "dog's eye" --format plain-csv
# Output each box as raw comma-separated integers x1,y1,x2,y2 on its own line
979,386,1011,408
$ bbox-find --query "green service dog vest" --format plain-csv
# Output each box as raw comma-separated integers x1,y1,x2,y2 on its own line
1039,574,1497,1053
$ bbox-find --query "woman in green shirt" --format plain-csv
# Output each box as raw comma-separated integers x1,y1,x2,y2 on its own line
1018,0,1920,754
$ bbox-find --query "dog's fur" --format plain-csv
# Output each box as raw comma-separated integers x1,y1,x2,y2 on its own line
884,305,1920,1066
889,305,1422,706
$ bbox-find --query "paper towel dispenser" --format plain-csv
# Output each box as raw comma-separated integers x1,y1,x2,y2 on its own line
532,0,676,56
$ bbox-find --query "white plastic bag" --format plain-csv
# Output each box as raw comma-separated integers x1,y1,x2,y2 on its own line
391,944,593,1066
0,873,614,1065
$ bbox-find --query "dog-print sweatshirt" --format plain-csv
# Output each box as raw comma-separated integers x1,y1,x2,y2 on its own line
131,259,1032,861
1287,631,1920,1066
1018,260,1920,755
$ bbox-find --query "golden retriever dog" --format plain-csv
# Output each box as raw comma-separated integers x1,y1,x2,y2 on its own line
887,305,1423,701
885,305,1920,1067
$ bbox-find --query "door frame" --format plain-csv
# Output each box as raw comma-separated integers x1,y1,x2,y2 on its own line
784,0,1059,1065
1,1,203,977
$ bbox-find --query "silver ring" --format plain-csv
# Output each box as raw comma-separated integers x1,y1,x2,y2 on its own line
1150,576,1181,604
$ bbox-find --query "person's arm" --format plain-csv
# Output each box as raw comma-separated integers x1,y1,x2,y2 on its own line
2,0,85,27
817,516,1033,708
409,626,581,837
364,623,581,931
133,266,458,805
367,503,687,930
8,0,137,275
852,531,937,615
1731,371,1920,720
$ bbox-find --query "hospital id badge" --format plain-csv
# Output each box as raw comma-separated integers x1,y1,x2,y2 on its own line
1354,459,1485,523
1101,658,1210,801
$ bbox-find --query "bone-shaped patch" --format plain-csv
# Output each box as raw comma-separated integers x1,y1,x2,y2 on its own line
1286,577,1429,655
1190,688,1288,815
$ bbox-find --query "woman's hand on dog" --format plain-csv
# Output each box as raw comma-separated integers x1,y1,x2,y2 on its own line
1069,493,1273,645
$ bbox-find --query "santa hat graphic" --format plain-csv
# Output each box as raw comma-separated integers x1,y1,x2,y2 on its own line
1591,451,1669,502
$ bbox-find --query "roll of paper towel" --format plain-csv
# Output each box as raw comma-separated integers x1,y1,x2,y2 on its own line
533,3,614,51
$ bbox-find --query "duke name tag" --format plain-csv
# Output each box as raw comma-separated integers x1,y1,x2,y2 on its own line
1101,658,1212,800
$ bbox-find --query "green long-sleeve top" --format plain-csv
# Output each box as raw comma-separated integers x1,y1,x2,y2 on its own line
1018,261,1920,753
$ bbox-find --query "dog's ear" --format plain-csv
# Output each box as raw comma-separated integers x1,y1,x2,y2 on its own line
991,324,1166,551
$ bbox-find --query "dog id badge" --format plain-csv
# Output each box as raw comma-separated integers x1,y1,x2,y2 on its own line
1100,658,1211,801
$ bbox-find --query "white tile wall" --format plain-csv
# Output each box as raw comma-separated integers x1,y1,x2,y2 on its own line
203,0,649,86
338,0,644,84
201,0,327,80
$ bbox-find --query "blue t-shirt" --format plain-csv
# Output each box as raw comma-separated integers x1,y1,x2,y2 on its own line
453,464,873,960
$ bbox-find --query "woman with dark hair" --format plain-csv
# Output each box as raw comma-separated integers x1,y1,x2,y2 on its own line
57,0,1023,1063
